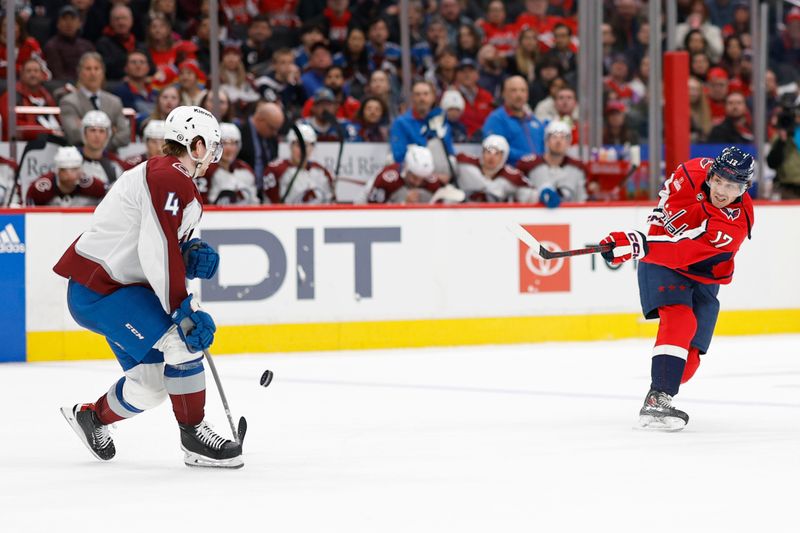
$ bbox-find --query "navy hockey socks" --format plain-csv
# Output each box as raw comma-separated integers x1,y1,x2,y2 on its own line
651,355,686,397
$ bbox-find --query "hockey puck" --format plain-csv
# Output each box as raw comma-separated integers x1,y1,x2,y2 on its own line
260,369,274,387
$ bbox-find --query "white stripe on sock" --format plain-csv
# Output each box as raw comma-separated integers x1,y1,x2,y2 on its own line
653,344,689,360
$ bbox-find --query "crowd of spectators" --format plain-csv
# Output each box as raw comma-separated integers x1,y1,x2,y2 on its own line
0,0,798,206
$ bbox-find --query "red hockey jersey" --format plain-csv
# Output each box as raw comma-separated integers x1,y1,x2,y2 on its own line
644,157,754,285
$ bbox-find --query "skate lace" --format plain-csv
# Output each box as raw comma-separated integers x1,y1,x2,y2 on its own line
651,392,673,409
93,423,113,449
196,421,228,450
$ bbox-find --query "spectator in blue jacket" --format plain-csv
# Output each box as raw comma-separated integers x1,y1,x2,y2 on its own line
389,80,455,164
482,75,547,164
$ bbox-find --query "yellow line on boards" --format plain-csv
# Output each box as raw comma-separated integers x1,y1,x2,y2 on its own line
25,309,800,362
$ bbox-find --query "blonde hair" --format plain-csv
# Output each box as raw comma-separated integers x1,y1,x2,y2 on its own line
514,29,539,83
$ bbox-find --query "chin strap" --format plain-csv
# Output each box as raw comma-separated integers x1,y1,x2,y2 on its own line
190,144,218,180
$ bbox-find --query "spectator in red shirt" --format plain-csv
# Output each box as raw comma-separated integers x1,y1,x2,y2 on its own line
301,65,361,120
306,0,351,53
477,0,518,57
706,67,730,125
453,58,495,139
0,58,60,141
0,13,45,78
146,13,195,91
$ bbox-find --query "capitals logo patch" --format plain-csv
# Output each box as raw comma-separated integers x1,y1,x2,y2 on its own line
721,207,741,221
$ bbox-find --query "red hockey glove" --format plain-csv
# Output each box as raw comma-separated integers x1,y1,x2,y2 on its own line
600,230,648,265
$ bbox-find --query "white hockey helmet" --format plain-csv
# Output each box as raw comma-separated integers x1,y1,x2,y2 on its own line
220,122,241,144
54,146,83,169
482,134,510,168
164,105,222,163
81,110,112,146
143,119,166,140
403,145,435,178
441,89,465,112
286,123,317,145
545,120,572,141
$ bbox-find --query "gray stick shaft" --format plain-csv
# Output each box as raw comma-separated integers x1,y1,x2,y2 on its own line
203,349,240,444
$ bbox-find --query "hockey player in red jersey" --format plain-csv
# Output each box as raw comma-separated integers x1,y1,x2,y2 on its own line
366,144,443,204
26,146,106,207
599,147,755,431
263,123,335,204
54,105,244,468
456,134,536,202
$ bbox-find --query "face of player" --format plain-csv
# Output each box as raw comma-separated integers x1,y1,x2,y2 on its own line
405,172,424,188
547,132,570,156
85,127,109,151
482,148,505,172
146,137,164,158
221,139,240,164
191,139,216,177
445,107,462,122
290,140,314,164
707,173,745,208
57,167,81,190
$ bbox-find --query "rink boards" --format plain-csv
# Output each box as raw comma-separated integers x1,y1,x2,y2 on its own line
2,202,799,362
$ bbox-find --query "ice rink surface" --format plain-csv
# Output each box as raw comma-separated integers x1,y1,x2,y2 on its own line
1,334,799,533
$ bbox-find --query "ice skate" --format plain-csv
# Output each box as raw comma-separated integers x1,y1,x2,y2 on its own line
180,421,243,469
60,403,116,460
635,390,689,432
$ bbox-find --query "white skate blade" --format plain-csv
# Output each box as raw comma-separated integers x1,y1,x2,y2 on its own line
60,406,108,461
634,414,687,432
182,446,244,469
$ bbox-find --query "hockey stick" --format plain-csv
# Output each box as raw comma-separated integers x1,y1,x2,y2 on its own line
322,110,344,202
203,348,247,446
280,123,306,203
507,223,613,260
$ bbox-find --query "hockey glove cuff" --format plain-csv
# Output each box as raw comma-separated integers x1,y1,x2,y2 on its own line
600,230,648,265
171,295,216,353
181,238,219,279
646,207,666,227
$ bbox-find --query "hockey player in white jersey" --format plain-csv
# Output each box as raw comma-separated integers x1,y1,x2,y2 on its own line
196,122,258,205
262,123,335,204
26,146,106,207
456,134,537,202
54,105,244,468
79,110,131,184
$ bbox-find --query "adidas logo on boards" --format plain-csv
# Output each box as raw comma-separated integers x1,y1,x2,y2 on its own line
0,223,25,253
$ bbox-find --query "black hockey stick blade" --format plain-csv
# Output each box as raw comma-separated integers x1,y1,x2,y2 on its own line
507,224,613,260
237,417,247,446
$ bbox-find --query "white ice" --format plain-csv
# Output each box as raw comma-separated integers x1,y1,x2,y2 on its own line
2,334,799,533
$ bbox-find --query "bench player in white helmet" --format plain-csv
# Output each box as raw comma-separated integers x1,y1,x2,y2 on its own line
456,134,536,202
26,146,107,206
54,105,244,469
79,110,132,184
262,123,335,204
516,120,588,207
365,144,444,204
199,122,258,205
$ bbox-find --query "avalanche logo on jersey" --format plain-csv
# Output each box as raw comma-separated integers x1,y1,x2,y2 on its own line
721,207,741,221
0,222,25,254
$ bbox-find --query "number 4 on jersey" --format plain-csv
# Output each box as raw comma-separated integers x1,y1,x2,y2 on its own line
164,192,180,216
710,231,733,248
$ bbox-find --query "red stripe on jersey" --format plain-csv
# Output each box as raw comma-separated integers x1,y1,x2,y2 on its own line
144,156,203,312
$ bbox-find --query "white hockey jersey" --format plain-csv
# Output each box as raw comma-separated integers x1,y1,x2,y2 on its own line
195,160,259,205
54,156,203,314
262,159,335,204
